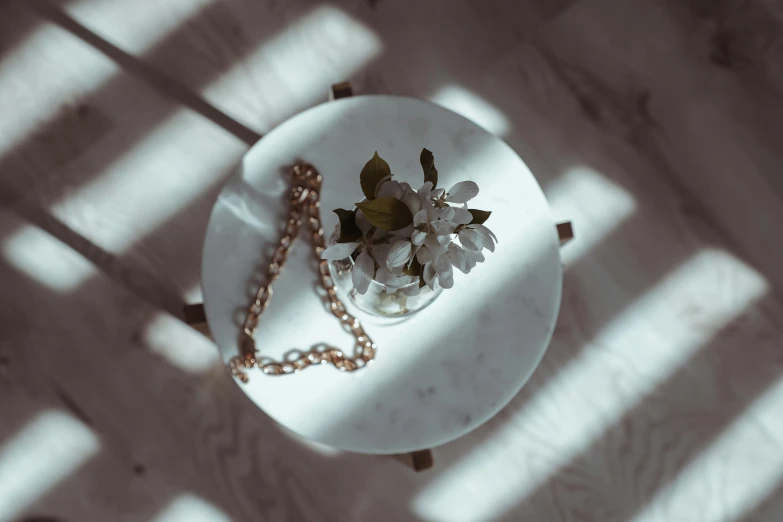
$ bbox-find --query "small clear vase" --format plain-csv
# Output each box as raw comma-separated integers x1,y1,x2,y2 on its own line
328,256,443,321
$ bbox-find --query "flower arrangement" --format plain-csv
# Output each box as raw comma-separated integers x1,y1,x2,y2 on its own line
321,149,496,296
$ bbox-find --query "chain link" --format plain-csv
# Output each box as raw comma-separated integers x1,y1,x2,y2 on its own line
229,164,377,383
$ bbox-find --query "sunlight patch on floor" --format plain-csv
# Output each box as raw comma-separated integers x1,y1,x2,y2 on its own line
0,410,100,521
144,313,222,373
48,109,241,249
2,222,98,291
545,166,637,265
0,25,116,160
1,109,242,292
207,5,382,130
63,0,207,49
1,4,380,295
412,249,767,522
629,376,783,522
0,0,205,160
429,86,510,137
152,493,231,522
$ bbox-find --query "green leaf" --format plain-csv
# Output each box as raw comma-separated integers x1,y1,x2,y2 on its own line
355,197,413,231
468,209,492,225
360,151,391,200
403,256,422,277
333,208,362,243
420,148,438,188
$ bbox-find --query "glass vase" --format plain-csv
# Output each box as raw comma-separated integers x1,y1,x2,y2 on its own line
328,256,443,321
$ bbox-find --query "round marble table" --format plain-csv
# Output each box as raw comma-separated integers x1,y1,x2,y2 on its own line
201,95,562,454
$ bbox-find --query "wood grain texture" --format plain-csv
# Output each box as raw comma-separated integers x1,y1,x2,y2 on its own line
1,0,783,520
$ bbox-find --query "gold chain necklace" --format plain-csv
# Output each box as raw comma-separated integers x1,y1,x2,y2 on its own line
228,164,378,383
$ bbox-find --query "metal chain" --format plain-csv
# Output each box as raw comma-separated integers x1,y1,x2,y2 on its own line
228,164,377,383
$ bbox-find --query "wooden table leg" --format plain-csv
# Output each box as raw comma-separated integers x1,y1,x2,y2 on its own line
330,81,354,100
557,221,574,245
183,303,212,340
390,449,435,472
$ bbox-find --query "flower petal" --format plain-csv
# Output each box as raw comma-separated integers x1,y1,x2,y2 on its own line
387,240,413,268
439,207,455,221
424,234,449,254
423,262,438,290
370,243,391,267
417,181,433,201
389,264,407,276
435,234,451,246
372,175,393,198
432,188,445,198
438,264,454,288
321,242,360,260
376,179,403,199
451,207,473,225
376,267,410,288
433,254,453,288
433,253,450,274
448,243,470,273
404,192,422,215
465,248,485,264
403,283,421,296
425,204,440,223
458,229,482,251
470,225,495,252
417,245,435,264
413,209,428,227
390,224,414,237
447,181,479,203
472,223,498,243
352,251,374,294
432,220,457,236
412,230,427,246
355,210,372,236
374,267,394,285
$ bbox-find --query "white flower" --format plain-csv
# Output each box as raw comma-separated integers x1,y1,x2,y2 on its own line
377,179,423,216
464,248,485,271
375,267,415,290
412,205,458,264
322,174,493,295
445,181,479,204
320,241,362,262
438,206,473,226
421,242,469,290
373,180,428,239
376,179,413,201
386,239,413,269
413,181,433,211
423,251,454,289
458,223,497,252
421,240,488,290
320,241,375,294
320,210,372,262
351,249,375,294
445,242,471,274
320,210,384,294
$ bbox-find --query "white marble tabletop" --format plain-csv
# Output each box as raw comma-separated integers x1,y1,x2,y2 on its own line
201,95,562,453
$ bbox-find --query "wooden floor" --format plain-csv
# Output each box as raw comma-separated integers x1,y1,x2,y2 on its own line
1,0,783,520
